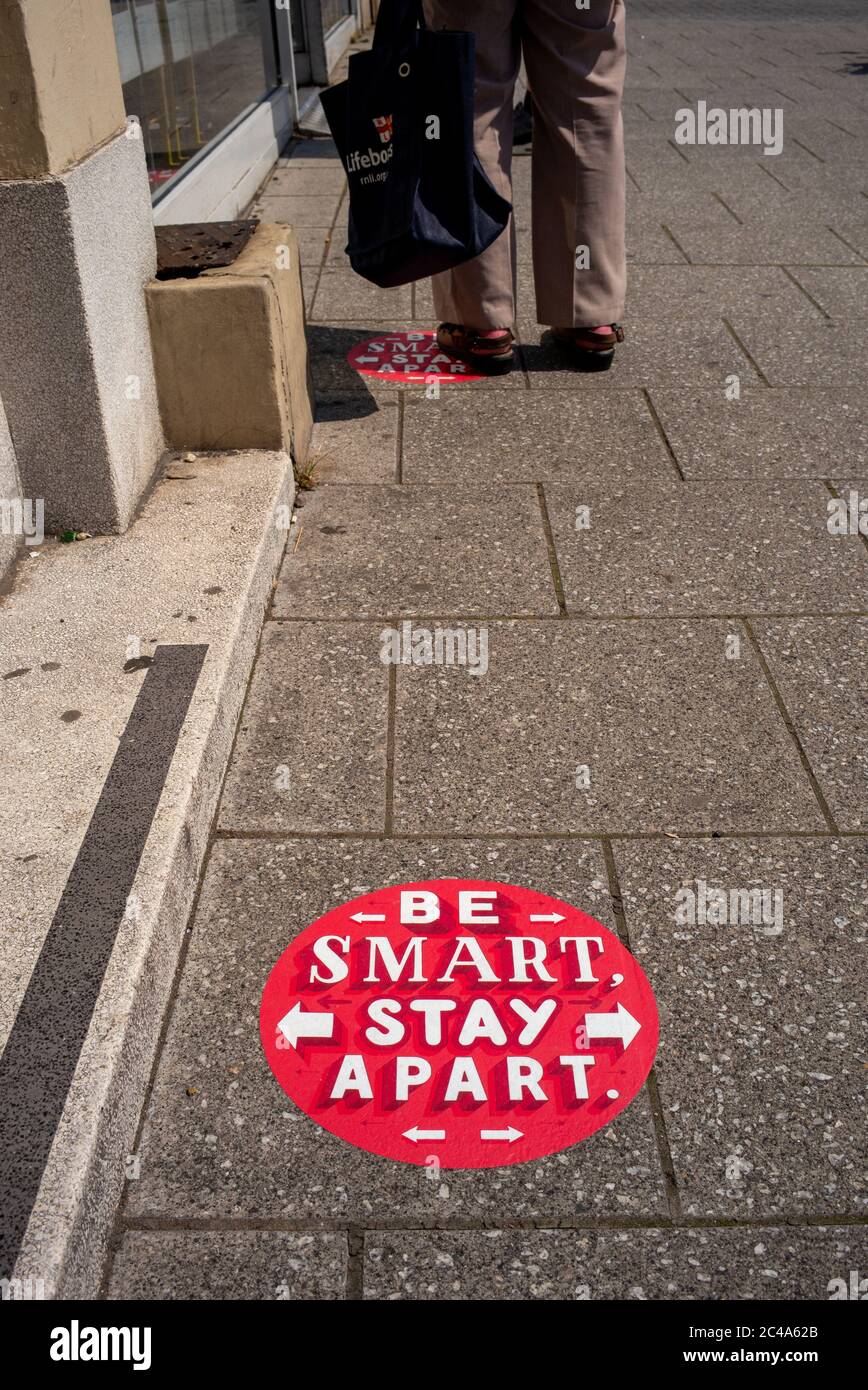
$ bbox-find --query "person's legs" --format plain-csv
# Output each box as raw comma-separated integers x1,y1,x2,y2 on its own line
521,0,626,329
422,0,520,332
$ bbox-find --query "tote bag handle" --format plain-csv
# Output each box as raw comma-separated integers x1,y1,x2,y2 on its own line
371,0,426,54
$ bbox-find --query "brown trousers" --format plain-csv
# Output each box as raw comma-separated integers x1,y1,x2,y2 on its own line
422,0,627,330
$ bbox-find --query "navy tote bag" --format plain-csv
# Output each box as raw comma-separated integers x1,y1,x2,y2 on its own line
319,0,511,288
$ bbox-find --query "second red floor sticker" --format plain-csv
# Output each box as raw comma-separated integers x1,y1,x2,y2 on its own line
260,878,659,1168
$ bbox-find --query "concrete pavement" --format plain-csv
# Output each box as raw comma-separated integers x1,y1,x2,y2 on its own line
105,0,867,1299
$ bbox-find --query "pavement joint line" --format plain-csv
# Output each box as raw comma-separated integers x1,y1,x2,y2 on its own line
659,224,692,263
100,853,206,1301
603,838,682,1221
514,340,533,388
0,644,209,1279
770,87,804,106
826,225,868,262
721,317,771,386
266,610,868,624
307,185,347,318
825,118,859,137
781,267,832,319
314,476,865,489
535,483,569,615
384,663,397,835
212,829,865,844
115,1213,868,1234
791,135,826,164
395,390,405,484
641,388,685,480
710,192,743,226
755,159,791,191
345,1228,364,1301
742,617,840,833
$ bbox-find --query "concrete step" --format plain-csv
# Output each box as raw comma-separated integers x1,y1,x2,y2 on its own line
0,449,293,1297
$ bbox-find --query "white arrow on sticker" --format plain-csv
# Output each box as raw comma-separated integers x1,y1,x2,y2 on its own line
403,1127,446,1143
277,1002,334,1049
480,1127,523,1143
584,1002,641,1050
529,912,565,923
349,911,386,922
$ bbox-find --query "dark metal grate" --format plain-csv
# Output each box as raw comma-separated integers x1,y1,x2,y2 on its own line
154,220,260,280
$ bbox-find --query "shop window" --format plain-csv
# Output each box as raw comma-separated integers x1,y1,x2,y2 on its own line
111,0,275,195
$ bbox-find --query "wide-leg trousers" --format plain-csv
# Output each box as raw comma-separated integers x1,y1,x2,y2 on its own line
422,0,627,329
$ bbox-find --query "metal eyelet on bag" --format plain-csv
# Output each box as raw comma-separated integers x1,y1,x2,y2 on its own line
398,62,411,76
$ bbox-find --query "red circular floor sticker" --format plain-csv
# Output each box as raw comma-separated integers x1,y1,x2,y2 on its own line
260,879,658,1169
347,330,485,383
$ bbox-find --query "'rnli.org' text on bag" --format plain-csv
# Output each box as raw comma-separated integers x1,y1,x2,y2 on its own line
319,0,512,288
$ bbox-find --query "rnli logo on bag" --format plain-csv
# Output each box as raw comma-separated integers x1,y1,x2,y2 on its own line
346,132,395,182
373,114,393,144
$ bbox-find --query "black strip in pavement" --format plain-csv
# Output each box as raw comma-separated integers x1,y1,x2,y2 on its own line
0,644,208,1276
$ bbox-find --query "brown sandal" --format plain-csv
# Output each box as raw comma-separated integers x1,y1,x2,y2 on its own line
551,324,624,371
437,323,515,375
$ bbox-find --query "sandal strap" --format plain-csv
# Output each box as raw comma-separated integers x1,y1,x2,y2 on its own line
555,324,625,349
439,323,514,354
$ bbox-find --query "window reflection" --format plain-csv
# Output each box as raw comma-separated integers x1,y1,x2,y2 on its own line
320,2,352,35
111,0,271,195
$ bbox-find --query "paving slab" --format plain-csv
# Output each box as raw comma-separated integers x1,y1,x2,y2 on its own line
825,214,868,261
626,266,810,319
523,321,759,390
752,159,868,201
259,166,346,197
108,1231,347,1300
308,398,399,483
278,139,340,163
730,314,868,389
718,186,868,229
661,215,864,266
363,1225,868,1300
753,618,868,831
523,319,756,391
614,836,868,1218
325,233,352,268
544,481,868,615
777,119,861,163
648,388,868,479
784,267,868,318
218,622,388,834
400,391,674,484
251,194,342,228
625,134,706,177
311,269,412,323
124,837,667,1224
393,620,825,835
627,159,839,201
293,228,332,267
272,485,559,619
624,215,691,266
